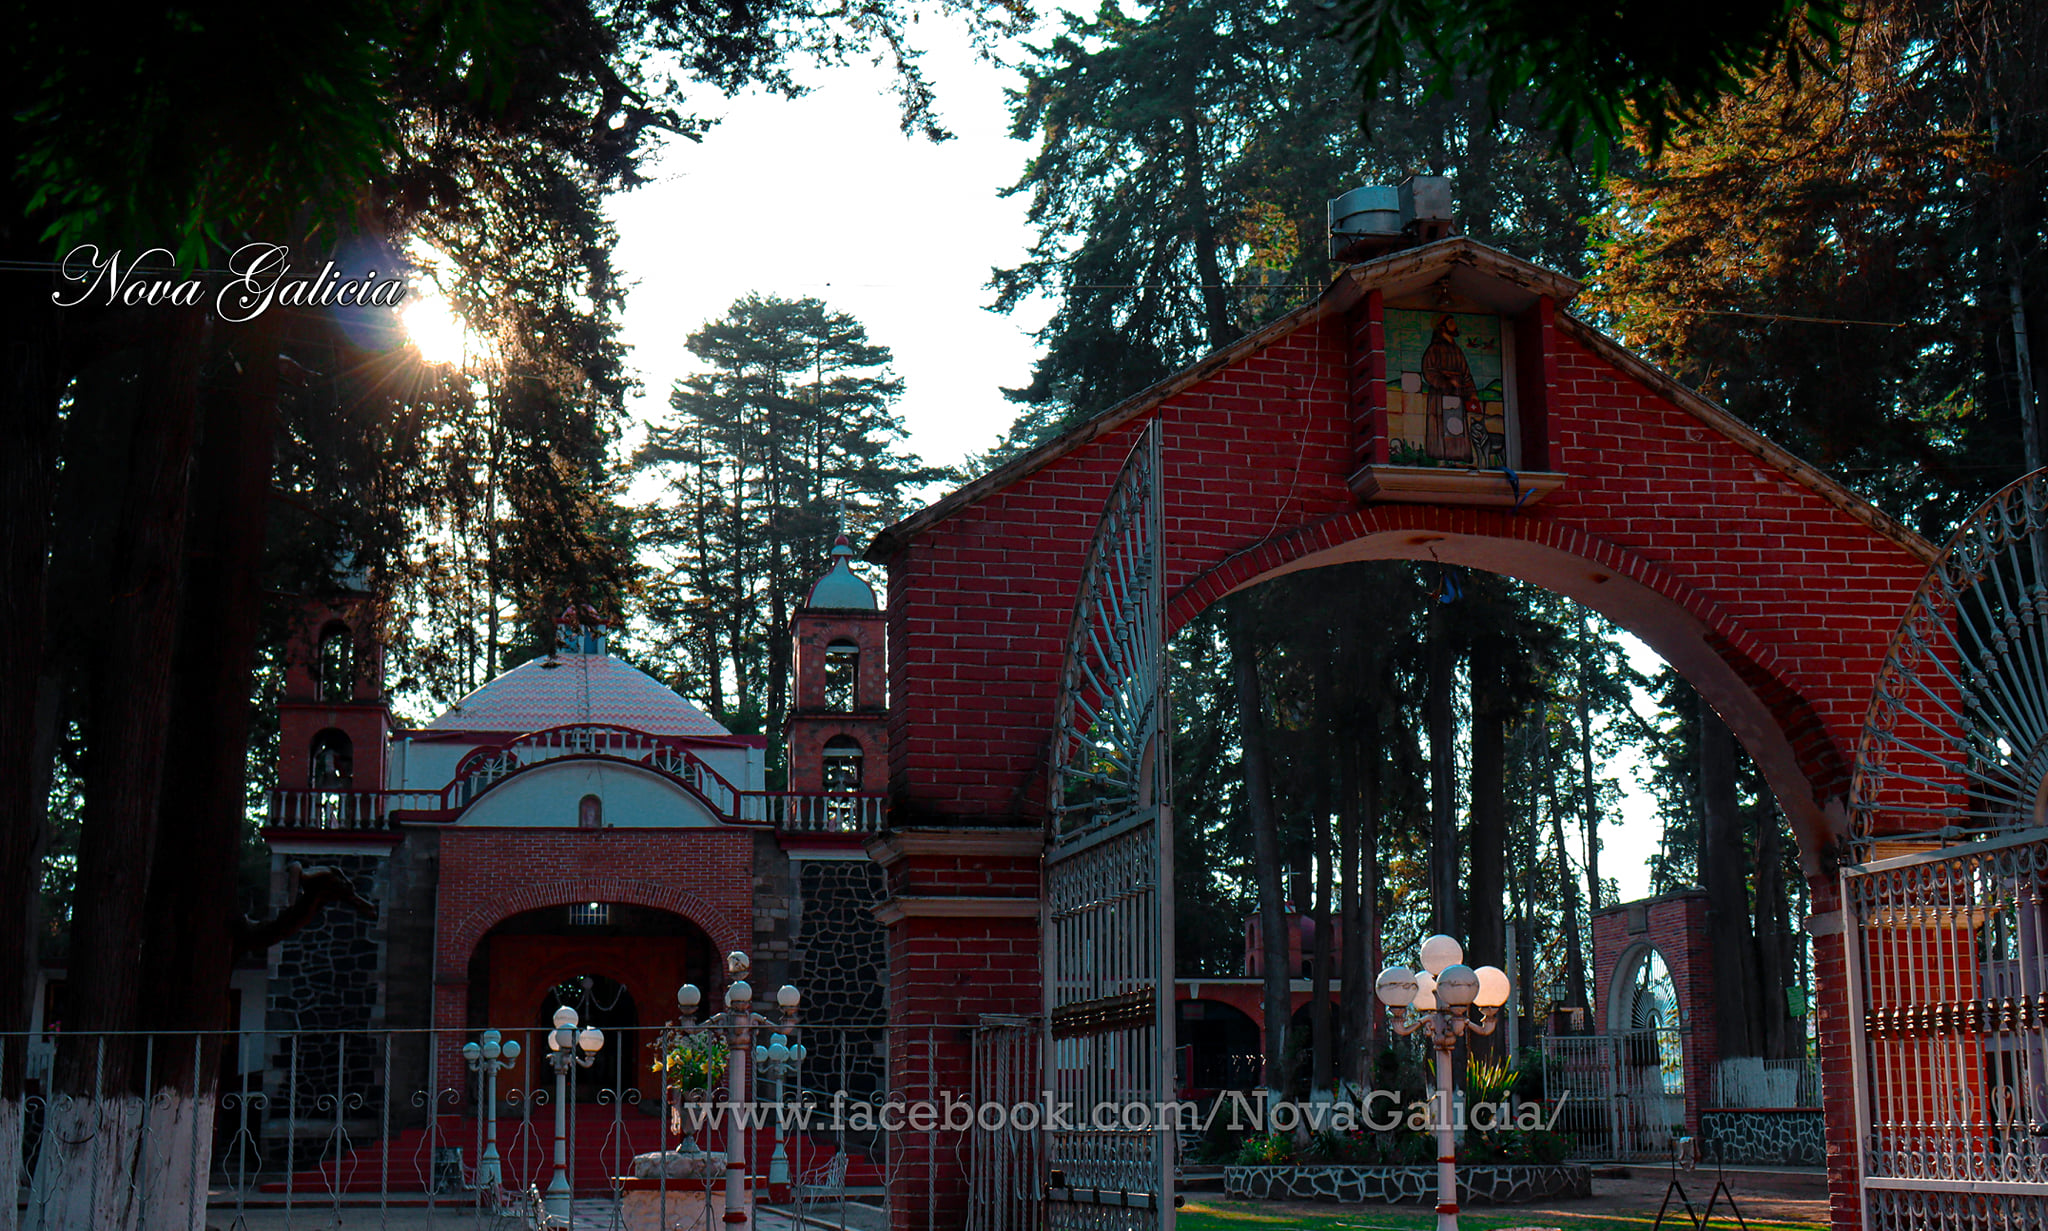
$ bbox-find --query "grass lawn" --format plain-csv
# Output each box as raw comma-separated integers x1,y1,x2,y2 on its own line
1179,1198,1826,1231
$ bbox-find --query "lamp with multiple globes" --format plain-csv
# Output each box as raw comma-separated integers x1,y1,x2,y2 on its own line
541,1006,604,1218
461,1029,522,1190
667,953,805,1221
752,1032,808,1187
1374,935,1515,1231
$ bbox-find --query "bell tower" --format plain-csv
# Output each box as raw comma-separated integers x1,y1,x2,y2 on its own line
277,584,391,802
785,535,886,793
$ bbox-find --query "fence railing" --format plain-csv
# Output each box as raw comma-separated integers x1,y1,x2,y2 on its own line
2,1023,935,1230
1540,1031,1687,1162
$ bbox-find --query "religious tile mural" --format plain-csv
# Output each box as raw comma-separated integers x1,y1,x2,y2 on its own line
1385,309,1511,468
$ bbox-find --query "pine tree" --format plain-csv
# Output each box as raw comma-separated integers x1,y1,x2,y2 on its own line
1587,0,2046,534
634,295,938,771
985,0,1604,458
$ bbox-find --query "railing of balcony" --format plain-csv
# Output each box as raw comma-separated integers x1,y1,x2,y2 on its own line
267,790,447,832
736,793,887,834
268,788,888,835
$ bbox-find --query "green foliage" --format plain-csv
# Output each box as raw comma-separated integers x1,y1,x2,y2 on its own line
1586,0,2047,535
1234,1132,1295,1165
1331,0,1855,164
653,1029,730,1090
631,295,939,773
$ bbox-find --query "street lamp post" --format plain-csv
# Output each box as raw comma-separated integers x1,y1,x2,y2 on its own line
752,1032,806,1195
673,951,802,1230
543,1006,604,1220
462,1029,522,1192
1375,934,1513,1231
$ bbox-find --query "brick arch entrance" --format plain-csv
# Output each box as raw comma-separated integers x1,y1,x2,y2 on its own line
431,866,750,1097
866,238,1934,1230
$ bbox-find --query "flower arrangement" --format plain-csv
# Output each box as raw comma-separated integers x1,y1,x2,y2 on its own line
652,1029,729,1092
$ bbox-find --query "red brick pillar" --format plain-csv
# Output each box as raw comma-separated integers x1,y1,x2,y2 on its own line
1808,879,1862,1231
867,827,1043,1231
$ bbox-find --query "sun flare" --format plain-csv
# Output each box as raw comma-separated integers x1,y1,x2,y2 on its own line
401,241,483,366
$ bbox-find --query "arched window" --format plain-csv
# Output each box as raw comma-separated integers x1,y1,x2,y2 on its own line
311,729,355,792
579,794,603,830
317,622,354,702
823,640,859,711
821,735,864,792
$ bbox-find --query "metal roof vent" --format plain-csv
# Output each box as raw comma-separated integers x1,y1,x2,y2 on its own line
1328,175,1455,262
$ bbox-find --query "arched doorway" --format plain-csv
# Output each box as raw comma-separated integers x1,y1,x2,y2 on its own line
1175,999,1260,1094
1608,944,1687,1151
468,903,715,1108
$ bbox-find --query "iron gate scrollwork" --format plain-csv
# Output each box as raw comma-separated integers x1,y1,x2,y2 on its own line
1850,469,2048,1228
1844,831,2048,1229
1045,420,1174,1229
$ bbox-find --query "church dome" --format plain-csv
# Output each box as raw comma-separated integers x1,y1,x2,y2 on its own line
805,535,879,611
426,651,729,737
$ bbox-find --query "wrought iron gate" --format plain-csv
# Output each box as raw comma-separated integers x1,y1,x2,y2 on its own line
1044,421,1174,1229
1844,832,2048,1229
972,1015,1042,1231
1848,471,2048,1227
1540,1032,1687,1162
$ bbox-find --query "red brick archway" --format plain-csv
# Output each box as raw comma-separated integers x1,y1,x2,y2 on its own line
866,239,1933,1230
430,828,754,1094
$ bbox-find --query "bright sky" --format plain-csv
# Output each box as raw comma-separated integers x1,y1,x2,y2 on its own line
592,11,1671,901
606,17,1052,478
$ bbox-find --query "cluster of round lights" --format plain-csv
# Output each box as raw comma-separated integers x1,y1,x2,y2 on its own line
546,1005,606,1053
461,1029,521,1064
676,982,802,1012
755,1032,806,1069
1374,935,1511,1011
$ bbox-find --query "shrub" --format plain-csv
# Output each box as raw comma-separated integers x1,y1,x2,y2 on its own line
1235,1133,1294,1165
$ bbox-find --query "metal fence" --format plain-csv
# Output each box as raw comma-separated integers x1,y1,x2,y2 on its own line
1844,829,2048,1229
0,1023,957,1230
968,1015,1040,1231
1540,1031,1687,1161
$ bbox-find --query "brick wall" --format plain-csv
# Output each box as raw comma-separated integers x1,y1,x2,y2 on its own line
429,827,755,1090
1591,892,1717,1130
878,310,1925,857
869,829,1042,1231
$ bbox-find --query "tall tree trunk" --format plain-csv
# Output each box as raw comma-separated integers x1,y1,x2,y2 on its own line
1310,773,1334,1097
1753,807,1795,1059
1467,637,1507,1059
1338,717,1367,1088
1576,620,1602,913
1700,706,1759,1059
0,261,67,1231
1543,712,1589,1019
1229,600,1290,1098
131,316,281,1230
1179,102,1231,350
38,305,207,1231
1426,607,1458,936
1346,698,1384,1083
